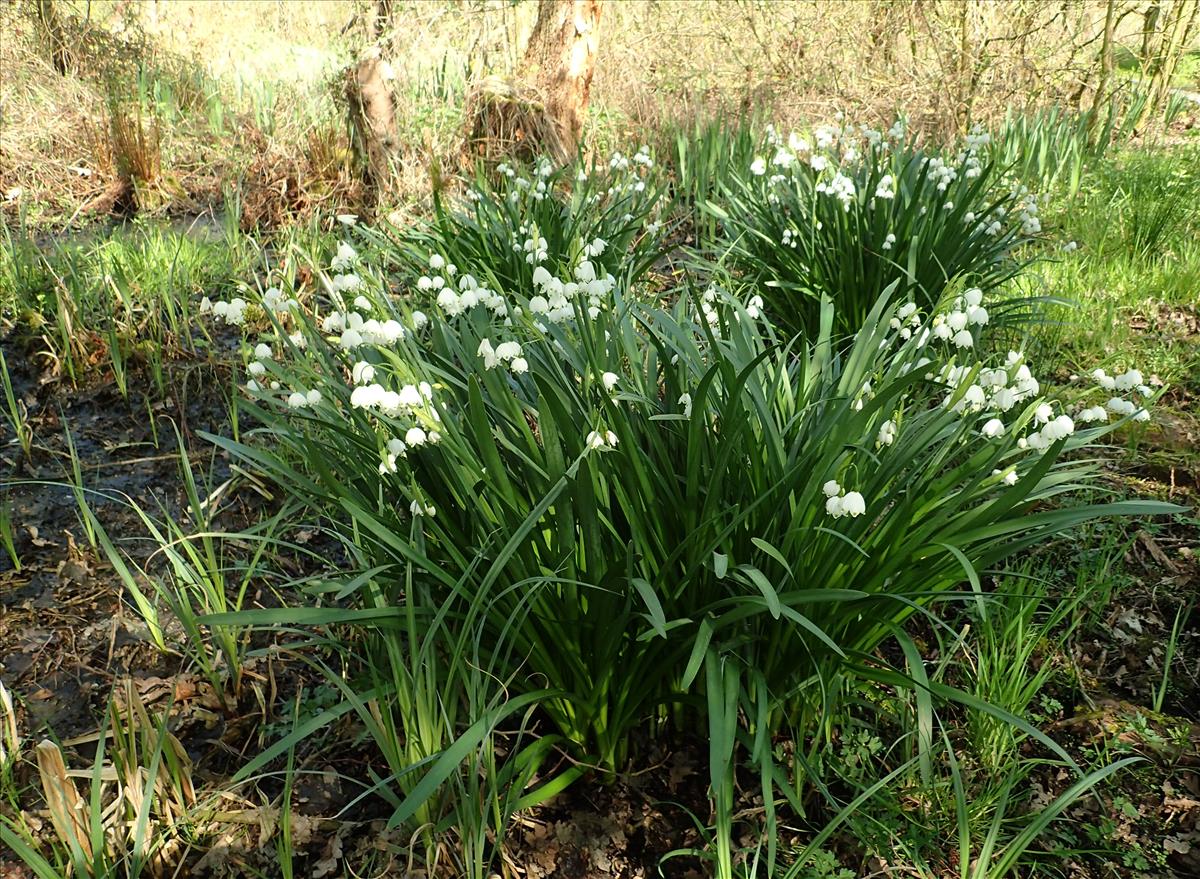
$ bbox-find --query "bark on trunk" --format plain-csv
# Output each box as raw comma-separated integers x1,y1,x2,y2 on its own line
345,57,398,206
520,0,602,156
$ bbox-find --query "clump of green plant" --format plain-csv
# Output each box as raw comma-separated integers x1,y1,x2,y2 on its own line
1,682,195,879
368,148,668,296
994,104,1104,197
711,120,1038,336
191,223,1176,875
1023,144,1200,397
664,113,760,249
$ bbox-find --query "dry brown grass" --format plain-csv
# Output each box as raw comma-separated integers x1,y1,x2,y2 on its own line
237,121,366,230
2,0,1196,228
462,75,566,166
591,1,1195,138
0,8,116,222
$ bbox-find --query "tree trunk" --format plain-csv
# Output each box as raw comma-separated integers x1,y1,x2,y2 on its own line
520,0,602,156
34,0,72,75
1090,0,1117,140
370,0,395,54
1152,0,1200,112
956,0,973,132
868,0,898,67
345,57,398,208
1142,3,1161,70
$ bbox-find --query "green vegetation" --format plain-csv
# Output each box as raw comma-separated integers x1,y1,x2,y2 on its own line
712,123,1034,335
1034,146,1200,399
1,216,253,390
2,2,1198,878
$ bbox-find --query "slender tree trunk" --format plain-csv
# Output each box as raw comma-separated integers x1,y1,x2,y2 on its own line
868,0,897,66
34,0,72,75
955,0,973,132
1152,0,1200,111
370,0,395,54
1142,3,1161,69
1091,0,1118,139
520,0,602,156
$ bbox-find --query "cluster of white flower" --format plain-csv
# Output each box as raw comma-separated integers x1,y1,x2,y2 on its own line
935,349,1040,418
261,286,298,314
491,147,659,237
246,341,273,385
410,498,436,517
421,256,503,319
876,419,898,447
749,116,1040,258
1092,366,1149,394
698,285,723,334
1015,191,1042,235
332,272,364,293
331,242,357,272
1087,367,1152,422
690,288,764,334
888,301,920,334
927,287,988,349
1105,398,1151,420
925,157,957,193
582,236,607,259
287,389,323,409
964,124,992,151
823,480,867,519
347,372,443,476
327,241,371,296
200,296,249,326
1020,406,1077,450
817,171,856,211
586,429,619,451
523,177,549,201
528,253,617,323
993,467,1020,486
350,380,435,416
478,338,528,374
608,145,653,172
522,232,549,265
772,146,796,169
322,307,408,350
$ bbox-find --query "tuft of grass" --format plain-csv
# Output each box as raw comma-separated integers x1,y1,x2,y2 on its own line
1028,145,1200,409
0,218,254,388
